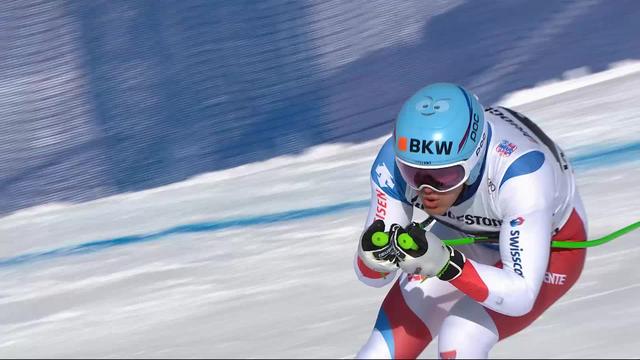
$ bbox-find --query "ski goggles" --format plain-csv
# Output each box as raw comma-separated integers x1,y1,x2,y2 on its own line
395,157,471,192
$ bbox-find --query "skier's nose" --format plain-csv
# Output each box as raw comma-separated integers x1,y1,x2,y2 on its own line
421,187,435,196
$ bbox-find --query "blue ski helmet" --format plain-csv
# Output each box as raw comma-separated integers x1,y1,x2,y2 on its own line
393,83,488,191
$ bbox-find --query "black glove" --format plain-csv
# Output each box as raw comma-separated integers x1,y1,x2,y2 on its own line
358,220,401,273
393,222,467,281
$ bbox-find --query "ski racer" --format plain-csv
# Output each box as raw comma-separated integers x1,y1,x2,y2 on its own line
355,82,588,359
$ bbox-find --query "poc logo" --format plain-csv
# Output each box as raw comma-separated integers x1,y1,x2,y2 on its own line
398,137,453,155
470,113,480,142
475,131,486,156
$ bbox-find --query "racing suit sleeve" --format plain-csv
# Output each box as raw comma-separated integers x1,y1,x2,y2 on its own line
354,138,413,287
449,151,554,316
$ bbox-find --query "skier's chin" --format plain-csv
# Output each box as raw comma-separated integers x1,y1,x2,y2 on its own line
424,206,449,216
420,185,464,216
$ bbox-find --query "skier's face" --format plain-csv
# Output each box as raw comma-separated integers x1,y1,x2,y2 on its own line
419,185,464,216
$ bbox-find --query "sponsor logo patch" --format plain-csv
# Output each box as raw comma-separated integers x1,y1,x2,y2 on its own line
374,189,387,221
458,112,480,153
510,216,525,227
397,137,453,155
487,178,496,193
509,229,524,277
496,139,517,157
509,216,525,277
443,210,503,227
397,136,408,151
475,131,487,156
375,163,395,189
544,272,567,285
486,107,538,143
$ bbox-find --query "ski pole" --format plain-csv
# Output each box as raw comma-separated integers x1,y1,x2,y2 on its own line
438,221,640,249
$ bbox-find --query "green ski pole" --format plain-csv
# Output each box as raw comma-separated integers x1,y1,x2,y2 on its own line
439,221,640,249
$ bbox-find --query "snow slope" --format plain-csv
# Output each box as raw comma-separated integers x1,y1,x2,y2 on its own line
0,63,639,358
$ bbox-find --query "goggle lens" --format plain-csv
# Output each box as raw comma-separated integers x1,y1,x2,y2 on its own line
396,160,466,192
